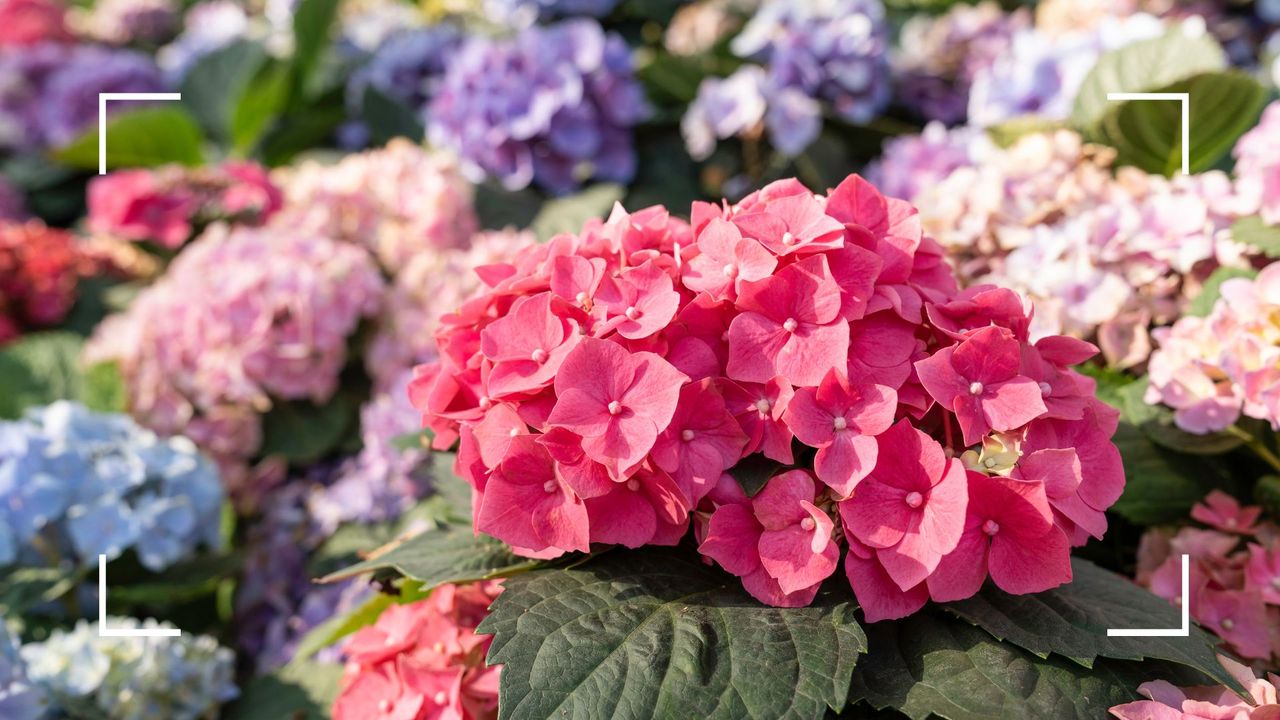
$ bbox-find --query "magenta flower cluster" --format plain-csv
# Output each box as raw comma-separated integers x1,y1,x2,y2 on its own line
409,174,1124,620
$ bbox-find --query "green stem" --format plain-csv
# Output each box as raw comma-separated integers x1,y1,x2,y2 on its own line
1226,425,1280,473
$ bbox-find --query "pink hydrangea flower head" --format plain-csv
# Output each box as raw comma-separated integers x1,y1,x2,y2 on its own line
276,139,478,271
838,419,968,591
404,172,1127,612
784,368,897,496
87,169,196,248
1109,655,1280,720
927,470,1071,601
335,581,502,720
914,325,1047,445
726,254,849,386
547,337,689,477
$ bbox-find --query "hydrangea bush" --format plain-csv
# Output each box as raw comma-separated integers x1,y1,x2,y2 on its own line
6,0,1280,716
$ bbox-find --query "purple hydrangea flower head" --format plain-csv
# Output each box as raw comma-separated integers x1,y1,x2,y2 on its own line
38,45,167,147
0,401,224,572
345,25,463,141
730,0,889,154
427,19,648,193
0,42,166,151
892,1,1028,124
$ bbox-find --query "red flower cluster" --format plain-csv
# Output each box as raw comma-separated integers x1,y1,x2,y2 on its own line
334,581,503,720
410,175,1123,620
87,162,282,249
0,220,94,344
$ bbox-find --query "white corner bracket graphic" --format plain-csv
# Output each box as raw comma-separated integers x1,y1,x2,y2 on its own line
98,554,182,637
1107,553,1190,637
1106,92,1191,176
98,92,182,175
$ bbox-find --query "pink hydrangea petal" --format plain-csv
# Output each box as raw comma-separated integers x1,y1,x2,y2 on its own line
699,502,764,577
758,524,839,595
844,539,929,623
585,485,658,548
740,565,821,608
924,523,989,603
814,432,878,497
989,524,1071,595
979,377,1048,434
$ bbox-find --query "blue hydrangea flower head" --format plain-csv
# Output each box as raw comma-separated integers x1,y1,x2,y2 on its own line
19,619,236,720
0,402,223,572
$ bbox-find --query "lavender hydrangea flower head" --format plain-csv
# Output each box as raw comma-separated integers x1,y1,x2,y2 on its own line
0,401,224,572
20,619,236,720
344,25,463,145
730,0,890,154
892,1,1028,124
38,46,168,147
0,43,166,151
967,13,1165,127
427,19,648,193
866,122,993,201
0,623,46,720
682,66,768,161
